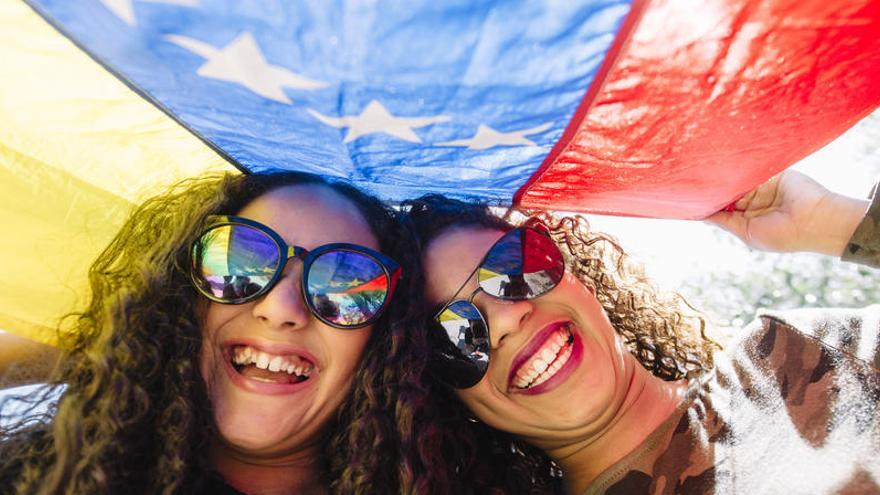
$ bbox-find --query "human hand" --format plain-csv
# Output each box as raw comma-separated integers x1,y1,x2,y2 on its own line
705,171,869,256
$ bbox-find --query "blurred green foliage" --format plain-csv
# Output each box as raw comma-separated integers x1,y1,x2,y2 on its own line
679,236,879,329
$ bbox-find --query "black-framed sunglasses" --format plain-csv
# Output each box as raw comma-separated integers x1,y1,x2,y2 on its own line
190,215,402,329
430,226,565,388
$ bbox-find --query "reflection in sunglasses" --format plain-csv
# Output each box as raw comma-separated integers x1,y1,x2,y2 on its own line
192,216,401,328
431,226,565,388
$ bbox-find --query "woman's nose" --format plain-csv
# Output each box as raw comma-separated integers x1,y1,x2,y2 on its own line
482,297,533,349
251,266,311,330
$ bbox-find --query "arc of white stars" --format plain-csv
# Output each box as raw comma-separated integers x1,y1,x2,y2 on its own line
164,32,328,104
307,100,450,143
100,0,199,27
437,122,552,150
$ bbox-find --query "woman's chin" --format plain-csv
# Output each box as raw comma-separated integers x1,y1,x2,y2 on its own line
217,427,292,455
212,409,304,455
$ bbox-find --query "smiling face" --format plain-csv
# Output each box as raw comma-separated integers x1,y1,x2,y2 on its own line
200,184,377,458
424,226,635,448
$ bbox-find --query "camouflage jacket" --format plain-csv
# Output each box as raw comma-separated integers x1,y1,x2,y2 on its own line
583,184,880,494
843,182,880,267
586,306,880,494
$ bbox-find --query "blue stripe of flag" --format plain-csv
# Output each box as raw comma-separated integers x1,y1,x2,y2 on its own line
27,0,631,203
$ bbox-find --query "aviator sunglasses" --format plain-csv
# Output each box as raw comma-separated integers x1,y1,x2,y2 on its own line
190,215,401,329
430,226,565,388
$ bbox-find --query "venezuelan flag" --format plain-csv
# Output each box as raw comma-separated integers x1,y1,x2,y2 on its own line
2,0,879,347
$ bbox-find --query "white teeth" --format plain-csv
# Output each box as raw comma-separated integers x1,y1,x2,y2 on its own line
229,345,314,377
528,345,573,388
256,353,270,370
268,356,283,372
532,357,548,373
512,327,575,390
232,351,246,366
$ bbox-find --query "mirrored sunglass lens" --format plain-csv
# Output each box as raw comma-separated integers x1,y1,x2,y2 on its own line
307,251,388,327
432,300,489,388
478,228,564,299
194,225,280,301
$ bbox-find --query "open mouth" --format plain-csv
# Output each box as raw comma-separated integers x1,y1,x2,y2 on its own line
228,345,314,385
511,323,575,390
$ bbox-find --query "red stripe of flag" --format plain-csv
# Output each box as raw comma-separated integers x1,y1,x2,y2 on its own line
515,0,880,218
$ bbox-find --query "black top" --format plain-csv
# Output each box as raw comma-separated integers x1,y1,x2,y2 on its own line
201,474,247,495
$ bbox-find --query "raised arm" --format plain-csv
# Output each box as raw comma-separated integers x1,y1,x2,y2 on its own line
705,171,873,260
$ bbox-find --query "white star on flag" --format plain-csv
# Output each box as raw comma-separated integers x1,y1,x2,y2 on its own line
437,123,552,150
308,100,450,143
100,0,199,27
165,32,328,104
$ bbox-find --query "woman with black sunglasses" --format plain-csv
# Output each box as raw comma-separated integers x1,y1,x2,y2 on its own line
0,171,448,494
406,170,880,494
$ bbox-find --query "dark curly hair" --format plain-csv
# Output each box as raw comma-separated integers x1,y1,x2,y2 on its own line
0,171,440,494
402,194,718,493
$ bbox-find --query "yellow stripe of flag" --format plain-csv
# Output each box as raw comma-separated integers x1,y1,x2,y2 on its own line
0,0,237,344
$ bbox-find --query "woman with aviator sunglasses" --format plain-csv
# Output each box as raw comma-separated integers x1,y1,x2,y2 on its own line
0,171,449,494
406,170,880,494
